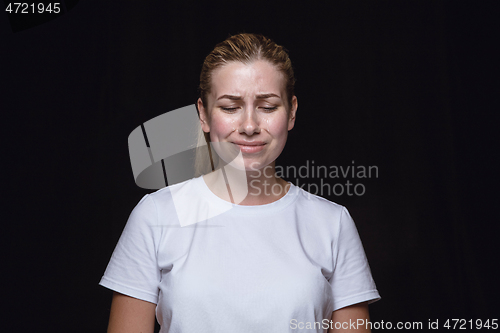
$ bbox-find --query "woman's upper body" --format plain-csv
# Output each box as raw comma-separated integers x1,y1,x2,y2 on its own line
101,33,380,332
100,175,380,332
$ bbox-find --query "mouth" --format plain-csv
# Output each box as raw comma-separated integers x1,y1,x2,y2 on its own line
232,142,266,154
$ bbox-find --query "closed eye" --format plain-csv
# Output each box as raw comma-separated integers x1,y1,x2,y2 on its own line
220,106,278,112
221,107,238,112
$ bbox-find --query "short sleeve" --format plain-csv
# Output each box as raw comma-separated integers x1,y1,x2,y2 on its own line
329,207,381,311
99,194,161,304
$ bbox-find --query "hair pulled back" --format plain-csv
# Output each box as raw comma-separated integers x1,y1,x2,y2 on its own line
199,33,296,110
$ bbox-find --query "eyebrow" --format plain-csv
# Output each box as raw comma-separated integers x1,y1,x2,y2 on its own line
216,93,281,101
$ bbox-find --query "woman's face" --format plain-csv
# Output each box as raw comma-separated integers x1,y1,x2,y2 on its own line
198,60,298,172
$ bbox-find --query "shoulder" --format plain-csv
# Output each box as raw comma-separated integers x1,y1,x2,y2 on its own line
139,177,204,226
127,177,197,220
292,184,347,220
146,177,198,205
283,184,354,235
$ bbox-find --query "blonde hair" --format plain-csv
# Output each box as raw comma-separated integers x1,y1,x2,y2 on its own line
194,33,296,177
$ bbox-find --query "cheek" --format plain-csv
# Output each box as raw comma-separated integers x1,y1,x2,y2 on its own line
266,115,290,139
209,115,235,140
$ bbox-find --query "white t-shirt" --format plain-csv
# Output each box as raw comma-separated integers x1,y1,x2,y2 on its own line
99,176,380,332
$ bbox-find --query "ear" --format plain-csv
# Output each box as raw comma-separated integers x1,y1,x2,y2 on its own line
287,95,298,131
197,98,211,133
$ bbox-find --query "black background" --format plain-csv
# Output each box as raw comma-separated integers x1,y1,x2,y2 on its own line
1,1,499,332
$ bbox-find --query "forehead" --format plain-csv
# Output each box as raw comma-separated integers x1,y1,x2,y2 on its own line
210,60,285,98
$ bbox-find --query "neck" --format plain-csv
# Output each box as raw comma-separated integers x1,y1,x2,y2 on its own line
202,161,290,206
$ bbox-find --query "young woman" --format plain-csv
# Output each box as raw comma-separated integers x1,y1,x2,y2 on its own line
100,33,380,333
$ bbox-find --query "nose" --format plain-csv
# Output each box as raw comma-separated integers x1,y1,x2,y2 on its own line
238,107,261,135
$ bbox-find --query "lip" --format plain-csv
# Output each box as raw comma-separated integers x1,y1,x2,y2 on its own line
232,141,266,153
